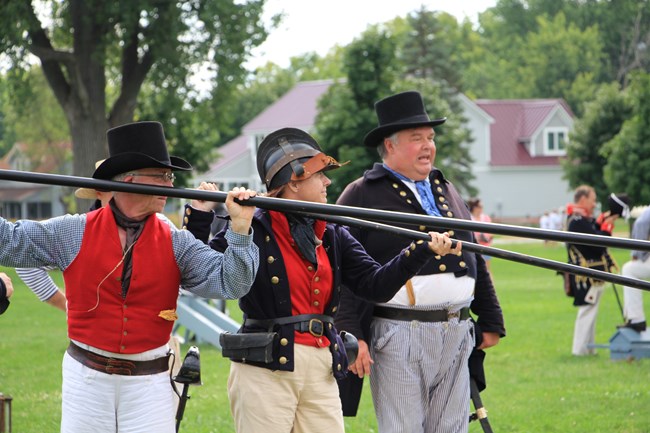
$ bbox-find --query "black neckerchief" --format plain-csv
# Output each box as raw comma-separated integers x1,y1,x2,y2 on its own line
286,213,318,265
109,199,146,298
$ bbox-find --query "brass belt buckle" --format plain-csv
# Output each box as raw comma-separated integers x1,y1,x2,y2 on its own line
308,319,324,337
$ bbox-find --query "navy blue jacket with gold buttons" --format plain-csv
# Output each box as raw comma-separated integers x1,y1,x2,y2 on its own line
183,205,439,375
334,163,505,416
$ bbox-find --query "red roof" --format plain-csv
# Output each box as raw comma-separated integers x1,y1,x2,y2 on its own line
475,99,573,166
243,80,334,132
206,134,249,172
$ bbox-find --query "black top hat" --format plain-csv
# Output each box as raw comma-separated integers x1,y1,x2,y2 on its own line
363,91,447,147
608,193,631,218
92,121,192,180
257,127,344,190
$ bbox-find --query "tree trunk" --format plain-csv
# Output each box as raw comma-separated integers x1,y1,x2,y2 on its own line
68,115,109,212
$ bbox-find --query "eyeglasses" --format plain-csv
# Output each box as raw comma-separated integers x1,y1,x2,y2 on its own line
126,172,176,182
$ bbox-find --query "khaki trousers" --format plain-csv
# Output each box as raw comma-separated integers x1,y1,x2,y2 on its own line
228,344,344,433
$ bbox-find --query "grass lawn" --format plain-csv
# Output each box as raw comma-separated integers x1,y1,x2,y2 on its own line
1,240,649,432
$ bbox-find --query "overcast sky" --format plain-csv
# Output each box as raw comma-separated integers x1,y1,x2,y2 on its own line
245,0,497,69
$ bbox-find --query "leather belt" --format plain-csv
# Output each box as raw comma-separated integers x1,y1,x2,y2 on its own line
373,306,471,322
245,314,334,338
66,342,170,376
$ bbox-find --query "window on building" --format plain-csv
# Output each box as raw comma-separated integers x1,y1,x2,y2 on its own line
27,202,52,219
0,202,22,220
544,127,568,156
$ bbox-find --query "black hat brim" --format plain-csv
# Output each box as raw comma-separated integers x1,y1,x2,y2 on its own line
92,153,192,180
363,118,447,148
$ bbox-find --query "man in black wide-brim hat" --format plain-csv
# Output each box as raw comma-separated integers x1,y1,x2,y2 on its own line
335,91,505,433
0,121,260,432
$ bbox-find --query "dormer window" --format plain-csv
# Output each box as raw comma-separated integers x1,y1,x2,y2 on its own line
543,127,568,156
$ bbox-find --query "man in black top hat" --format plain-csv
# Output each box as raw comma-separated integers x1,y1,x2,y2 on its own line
0,121,260,432
335,91,505,433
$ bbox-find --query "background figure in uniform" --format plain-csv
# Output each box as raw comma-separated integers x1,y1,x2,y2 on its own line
467,197,493,271
620,204,649,332
0,121,259,433
335,91,505,433
566,187,629,355
183,127,460,433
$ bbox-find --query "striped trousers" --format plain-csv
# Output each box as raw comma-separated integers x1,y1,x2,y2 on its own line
369,315,474,433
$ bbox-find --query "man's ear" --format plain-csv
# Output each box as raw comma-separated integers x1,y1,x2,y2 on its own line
384,137,395,154
287,181,300,193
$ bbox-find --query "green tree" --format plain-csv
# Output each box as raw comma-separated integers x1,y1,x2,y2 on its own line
0,0,271,195
400,8,464,89
562,82,633,201
315,27,398,200
519,13,603,114
604,72,650,204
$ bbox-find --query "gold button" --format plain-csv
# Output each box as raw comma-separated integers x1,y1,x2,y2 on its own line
437,187,443,193
337,364,342,371
307,265,313,271
405,250,410,257
267,256,275,264
271,276,279,284
280,338,288,346
265,236,270,242
123,331,127,336
442,204,449,210
407,199,412,204
447,212,453,217
434,179,441,185
314,289,320,295
460,261,466,267
416,240,424,245
183,216,189,224
332,306,338,312
121,345,126,350
419,225,426,231
313,301,320,307
449,231,455,236
279,356,288,365
123,317,127,322
410,243,416,250
334,344,339,350
400,191,407,197
438,196,446,202
435,255,441,260
439,264,447,272
314,276,320,282
123,304,127,309
328,323,333,329
456,251,463,257
185,208,191,215
392,183,399,189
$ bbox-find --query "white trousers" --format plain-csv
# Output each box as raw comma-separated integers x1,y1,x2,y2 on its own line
572,283,604,356
622,258,650,324
60,352,176,433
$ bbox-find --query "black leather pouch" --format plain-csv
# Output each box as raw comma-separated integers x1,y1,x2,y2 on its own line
219,332,277,363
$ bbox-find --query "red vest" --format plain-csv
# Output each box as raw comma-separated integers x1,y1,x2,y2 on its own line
65,208,181,353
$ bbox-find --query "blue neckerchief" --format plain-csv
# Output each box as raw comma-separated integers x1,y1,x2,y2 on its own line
383,164,442,217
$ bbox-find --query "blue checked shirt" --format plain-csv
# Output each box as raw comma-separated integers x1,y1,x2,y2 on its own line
0,213,259,300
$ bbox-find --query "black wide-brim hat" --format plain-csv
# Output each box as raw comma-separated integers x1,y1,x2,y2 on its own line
92,121,192,180
363,91,447,147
